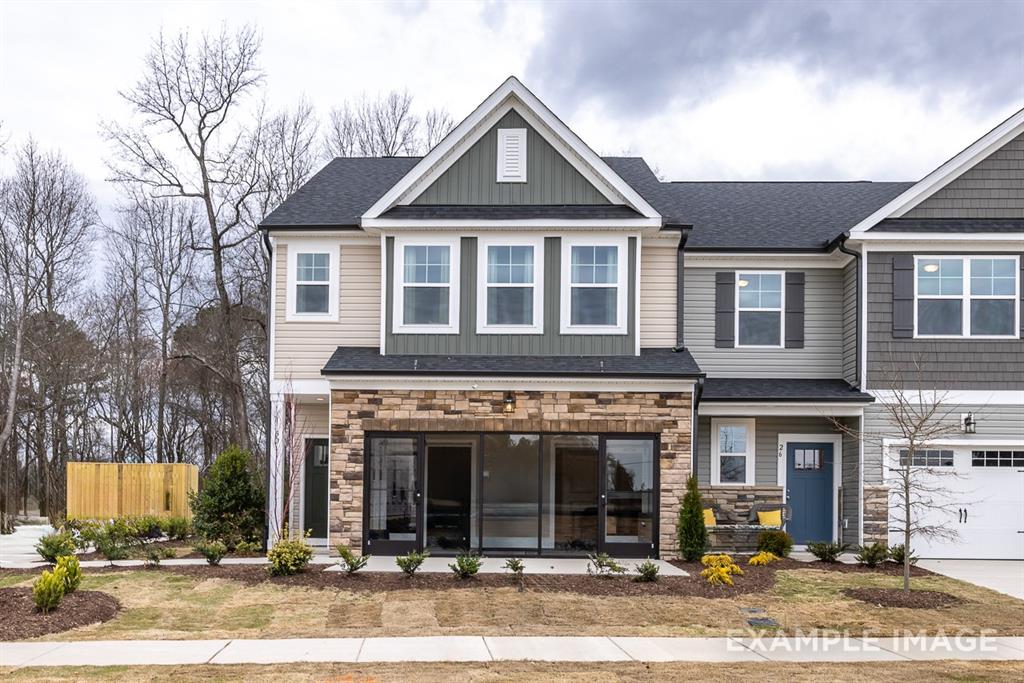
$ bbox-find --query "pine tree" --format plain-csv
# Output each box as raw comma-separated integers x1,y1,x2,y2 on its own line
677,475,708,561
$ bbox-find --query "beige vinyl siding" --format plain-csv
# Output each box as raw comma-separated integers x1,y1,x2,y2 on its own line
684,267,845,378
273,239,381,380
287,402,330,536
639,244,677,348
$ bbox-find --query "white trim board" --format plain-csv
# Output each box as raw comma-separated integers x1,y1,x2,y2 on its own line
270,379,332,397
710,417,756,486
361,77,661,220
699,403,867,417
848,108,1024,237
327,376,697,393
362,218,663,230
559,234,630,336
285,240,340,323
475,234,545,335
391,234,462,335
866,390,1024,405
777,433,844,543
684,253,850,269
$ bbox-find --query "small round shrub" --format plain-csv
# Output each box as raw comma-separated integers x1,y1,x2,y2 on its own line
448,552,482,579
748,551,779,566
395,550,429,575
35,531,77,563
806,541,850,563
160,516,192,541
888,543,918,566
633,559,660,582
55,555,82,593
700,553,744,586
336,545,370,574
267,536,314,576
757,530,794,558
33,568,67,614
855,541,889,568
195,540,227,566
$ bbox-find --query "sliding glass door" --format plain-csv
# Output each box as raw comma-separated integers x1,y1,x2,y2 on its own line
365,436,419,554
602,438,657,557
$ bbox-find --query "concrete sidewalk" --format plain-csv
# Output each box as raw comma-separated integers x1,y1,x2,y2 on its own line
3,636,1023,668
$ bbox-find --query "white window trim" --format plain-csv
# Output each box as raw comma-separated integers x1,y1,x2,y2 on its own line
286,242,339,322
392,235,461,334
735,270,785,348
560,234,629,335
913,254,1020,339
476,235,544,334
496,128,527,183
711,418,756,487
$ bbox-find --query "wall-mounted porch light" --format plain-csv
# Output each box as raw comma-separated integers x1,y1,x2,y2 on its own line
961,412,976,434
503,392,516,414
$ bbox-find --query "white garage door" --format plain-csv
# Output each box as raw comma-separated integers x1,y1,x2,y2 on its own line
888,447,1024,560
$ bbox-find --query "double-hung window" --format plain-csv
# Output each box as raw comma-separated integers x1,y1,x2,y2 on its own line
561,236,628,334
736,272,784,347
915,256,1019,338
393,236,460,333
711,418,755,485
477,236,543,333
287,243,338,321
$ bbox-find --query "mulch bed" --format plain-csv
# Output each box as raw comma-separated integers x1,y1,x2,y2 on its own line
156,563,777,597
77,539,262,561
0,587,120,641
670,557,932,577
842,587,962,609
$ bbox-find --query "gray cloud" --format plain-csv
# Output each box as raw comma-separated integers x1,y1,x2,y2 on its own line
525,0,1024,116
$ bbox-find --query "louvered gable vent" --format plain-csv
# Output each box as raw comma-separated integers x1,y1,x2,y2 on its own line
497,128,527,182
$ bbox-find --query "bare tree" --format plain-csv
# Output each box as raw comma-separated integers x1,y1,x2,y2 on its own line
104,26,265,450
832,365,964,591
324,90,452,158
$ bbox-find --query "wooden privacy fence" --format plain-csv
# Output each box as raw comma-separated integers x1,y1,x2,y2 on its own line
66,462,199,519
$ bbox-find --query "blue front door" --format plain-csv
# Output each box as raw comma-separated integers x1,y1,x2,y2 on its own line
786,442,833,544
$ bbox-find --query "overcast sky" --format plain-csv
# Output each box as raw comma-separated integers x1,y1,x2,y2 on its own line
2,0,1022,222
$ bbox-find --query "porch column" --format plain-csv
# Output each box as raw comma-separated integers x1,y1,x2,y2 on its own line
266,396,286,542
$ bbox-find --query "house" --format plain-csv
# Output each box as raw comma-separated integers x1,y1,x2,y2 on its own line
260,76,1023,560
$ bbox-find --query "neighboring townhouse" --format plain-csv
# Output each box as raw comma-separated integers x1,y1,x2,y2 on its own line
260,76,1023,560
846,110,1024,560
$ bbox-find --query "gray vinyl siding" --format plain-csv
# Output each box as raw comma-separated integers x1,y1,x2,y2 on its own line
385,236,636,355
842,260,858,385
865,252,1024,389
684,267,844,378
412,109,609,205
862,402,1024,485
838,415,860,546
903,132,1024,219
696,415,840,486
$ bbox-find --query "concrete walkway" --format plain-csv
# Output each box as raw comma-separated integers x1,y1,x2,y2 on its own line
0,524,54,565
3,636,1022,667
919,560,1024,601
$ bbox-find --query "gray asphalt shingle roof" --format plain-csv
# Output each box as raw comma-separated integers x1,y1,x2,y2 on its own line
260,156,914,249
700,378,874,403
322,347,703,378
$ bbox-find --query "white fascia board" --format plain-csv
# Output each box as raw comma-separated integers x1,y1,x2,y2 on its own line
327,375,696,393
699,402,867,417
848,233,1024,248
881,437,1024,448
848,108,1024,237
867,389,1024,405
270,378,331,397
362,217,664,231
361,77,662,220
684,252,851,269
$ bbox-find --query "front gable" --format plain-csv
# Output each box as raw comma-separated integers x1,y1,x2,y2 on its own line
412,109,609,205
362,76,661,226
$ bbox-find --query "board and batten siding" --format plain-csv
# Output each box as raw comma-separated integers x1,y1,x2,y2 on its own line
903,132,1024,219
412,109,609,205
386,236,636,355
639,243,677,348
273,239,381,380
696,415,842,486
865,252,1024,390
861,402,1024,485
683,267,845,378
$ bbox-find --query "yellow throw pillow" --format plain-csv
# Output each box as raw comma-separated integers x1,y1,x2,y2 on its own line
757,509,782,527
703,508,717,527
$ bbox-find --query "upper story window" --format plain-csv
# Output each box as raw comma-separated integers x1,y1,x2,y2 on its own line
560,236,628,335
476,236,544,334
736,272,783,347
711,418,755,485
393,236,461,334
915,256,1019,338
286,243,338,322
496,128,527,182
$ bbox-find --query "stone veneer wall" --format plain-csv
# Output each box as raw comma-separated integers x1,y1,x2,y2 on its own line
329,389,693,558
863,484,889,544
699,486,785,524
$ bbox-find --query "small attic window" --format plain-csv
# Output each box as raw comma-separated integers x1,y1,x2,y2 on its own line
497,128,527,183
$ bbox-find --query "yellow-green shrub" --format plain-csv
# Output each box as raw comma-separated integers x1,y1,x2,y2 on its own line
748,551,779,566
33,567,67,614
700,553,744,585
267,535,313,576
55,555,82,593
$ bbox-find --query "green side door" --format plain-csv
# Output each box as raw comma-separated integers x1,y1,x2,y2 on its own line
303,439,329,538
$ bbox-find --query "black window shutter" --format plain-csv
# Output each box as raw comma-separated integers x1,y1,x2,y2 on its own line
715,272,735,348
892,254,914,338
785,272,805,348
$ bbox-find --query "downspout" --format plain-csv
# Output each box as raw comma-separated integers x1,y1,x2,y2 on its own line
261,228,273,549
835,235,861,388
